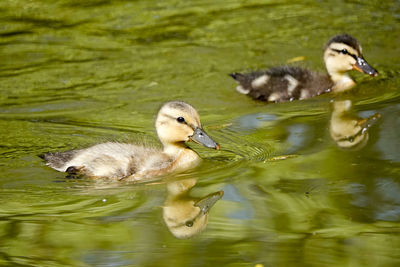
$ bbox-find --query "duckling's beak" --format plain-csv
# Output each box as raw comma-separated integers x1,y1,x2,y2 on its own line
194,191,224,214
358,113,381,129
190,127,220,150
353,57,378,76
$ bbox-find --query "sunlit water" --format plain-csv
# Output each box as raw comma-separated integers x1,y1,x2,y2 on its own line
1,0,399,266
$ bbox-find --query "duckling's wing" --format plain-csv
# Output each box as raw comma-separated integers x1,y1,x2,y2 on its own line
42,142,173,179
61,143,152,178
231,66,332,102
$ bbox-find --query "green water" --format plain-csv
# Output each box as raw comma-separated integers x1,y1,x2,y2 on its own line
1,0,400,266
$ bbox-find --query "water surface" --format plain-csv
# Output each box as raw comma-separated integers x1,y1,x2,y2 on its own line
1,0,400,266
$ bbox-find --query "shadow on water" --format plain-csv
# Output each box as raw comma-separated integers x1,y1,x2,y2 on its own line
329,99,381,150
0,0,400,266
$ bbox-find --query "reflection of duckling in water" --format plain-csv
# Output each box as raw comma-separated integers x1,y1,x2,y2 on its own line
330,100,381,149
40,101,219,181
163,178,223,239
230,34,378,103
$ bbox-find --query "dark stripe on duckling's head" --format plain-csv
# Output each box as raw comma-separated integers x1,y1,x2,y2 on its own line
167,101,189,112
325,34,362,55
331,48,358,61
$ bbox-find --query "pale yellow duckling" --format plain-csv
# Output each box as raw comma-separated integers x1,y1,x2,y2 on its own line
330,100,380,149
230,34,378,102
40,101,220,181
163,178,223,239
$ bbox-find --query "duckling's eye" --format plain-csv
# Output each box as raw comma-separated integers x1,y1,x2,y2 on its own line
185,220,194,227
177,117,185,123
340,49,348,54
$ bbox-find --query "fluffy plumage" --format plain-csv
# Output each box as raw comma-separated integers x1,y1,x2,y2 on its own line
230,34,378,103
231,66,333,102
40,101,219,181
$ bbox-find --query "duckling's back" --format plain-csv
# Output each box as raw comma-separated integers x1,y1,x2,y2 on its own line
231,66,333,103
41,142,173,179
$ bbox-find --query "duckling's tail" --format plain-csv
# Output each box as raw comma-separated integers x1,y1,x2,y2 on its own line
229,73,251,94
229,72,245,82
38,150,77,170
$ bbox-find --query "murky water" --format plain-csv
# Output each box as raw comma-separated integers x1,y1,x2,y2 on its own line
1,0,400,266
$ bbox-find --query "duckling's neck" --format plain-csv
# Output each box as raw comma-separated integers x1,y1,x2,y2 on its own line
167,178,197,197
163,142,191,155
163,142,201,171
328,72,356,93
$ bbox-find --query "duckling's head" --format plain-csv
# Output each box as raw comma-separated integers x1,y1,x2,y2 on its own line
155,101,220,149
323,34,378,78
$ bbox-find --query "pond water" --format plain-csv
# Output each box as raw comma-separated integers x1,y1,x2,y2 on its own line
1,0,400,266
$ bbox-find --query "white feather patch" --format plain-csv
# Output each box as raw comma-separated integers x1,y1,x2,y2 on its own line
284,75,299,94
236,85,250,94
300,89,310,100
251,75,270,88
268,92,280,102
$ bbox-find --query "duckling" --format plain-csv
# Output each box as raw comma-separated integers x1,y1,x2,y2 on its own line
230,34,378,103
40,101,220,181
163,178,223,239
330,100,381,149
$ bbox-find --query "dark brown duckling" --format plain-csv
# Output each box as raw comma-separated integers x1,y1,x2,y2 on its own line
230,34,378,103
